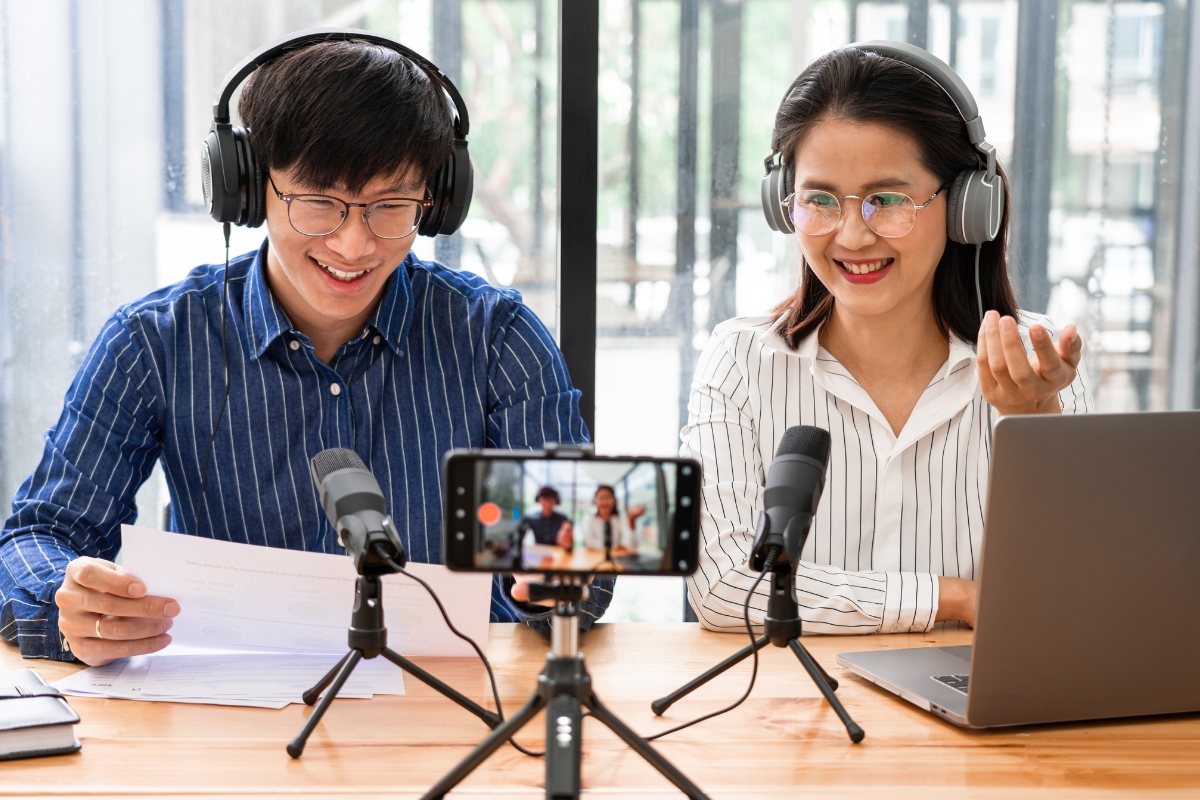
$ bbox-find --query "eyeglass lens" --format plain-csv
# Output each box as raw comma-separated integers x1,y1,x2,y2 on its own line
287,196,425,239
789,190,919,238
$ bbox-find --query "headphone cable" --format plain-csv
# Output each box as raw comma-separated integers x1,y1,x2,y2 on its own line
193,223,233,536
974,242,994,454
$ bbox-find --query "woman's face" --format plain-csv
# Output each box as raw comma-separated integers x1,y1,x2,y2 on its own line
790,119,947,322
595,489,616,517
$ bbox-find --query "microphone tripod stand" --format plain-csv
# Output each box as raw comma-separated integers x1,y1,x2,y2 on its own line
287,573,502,758
652,559,865,744
421,580,710,800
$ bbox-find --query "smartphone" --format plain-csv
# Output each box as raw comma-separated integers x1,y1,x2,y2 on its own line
443,449,701,575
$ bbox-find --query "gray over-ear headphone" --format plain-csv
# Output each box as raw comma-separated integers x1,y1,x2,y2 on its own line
760,40,1004,246
201,27,473,237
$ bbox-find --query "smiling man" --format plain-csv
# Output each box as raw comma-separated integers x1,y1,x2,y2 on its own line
0,37,611,665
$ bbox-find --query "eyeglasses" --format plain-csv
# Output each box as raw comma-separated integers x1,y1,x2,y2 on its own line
269,175,433,240
782,187,943,238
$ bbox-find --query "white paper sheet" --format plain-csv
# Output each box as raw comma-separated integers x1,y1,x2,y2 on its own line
120,525,492,657
55,650,407,708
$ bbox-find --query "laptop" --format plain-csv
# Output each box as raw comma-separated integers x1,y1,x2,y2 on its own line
837,411,1200,728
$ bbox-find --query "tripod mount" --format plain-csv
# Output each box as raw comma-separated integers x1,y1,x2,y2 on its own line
652,553,864,743
287,571,502,758
421,578,710,800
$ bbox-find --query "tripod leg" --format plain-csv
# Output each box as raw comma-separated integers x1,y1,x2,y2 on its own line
381,648,502,729
287,649,363,758
584,693,711,800
545,695,582,800
419,692,547,800
786,639,864,744
651,635,770,715
301,651,353,706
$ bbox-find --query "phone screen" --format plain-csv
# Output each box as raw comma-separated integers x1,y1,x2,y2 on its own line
443,452,701,575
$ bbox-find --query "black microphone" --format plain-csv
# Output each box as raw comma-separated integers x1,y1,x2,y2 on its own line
750,426,831,570
309,448,407,575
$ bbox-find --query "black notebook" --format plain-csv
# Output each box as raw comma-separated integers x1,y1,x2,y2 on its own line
0,669,81,760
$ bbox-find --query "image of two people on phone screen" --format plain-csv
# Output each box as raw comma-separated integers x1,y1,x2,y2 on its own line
476,461,664,573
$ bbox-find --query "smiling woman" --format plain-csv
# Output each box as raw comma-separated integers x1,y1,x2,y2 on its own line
681,45,1094,638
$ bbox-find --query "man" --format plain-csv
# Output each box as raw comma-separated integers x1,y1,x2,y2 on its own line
517,486,573,549
0,38,610,665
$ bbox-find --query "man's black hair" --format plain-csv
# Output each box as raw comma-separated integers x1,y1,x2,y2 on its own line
239,39,454,194
536,486,561,503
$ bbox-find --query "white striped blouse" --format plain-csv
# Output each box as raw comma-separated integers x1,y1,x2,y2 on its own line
681,313,1095,635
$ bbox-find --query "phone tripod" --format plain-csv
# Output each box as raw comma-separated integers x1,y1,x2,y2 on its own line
421,580,710,800
653,562,865,743
287,574,502,758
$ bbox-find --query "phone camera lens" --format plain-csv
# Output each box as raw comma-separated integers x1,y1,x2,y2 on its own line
455,531,465,541
682,466,692,476
680,530,689,540
456,486,465,495
455,509,465,519
680,496,691,507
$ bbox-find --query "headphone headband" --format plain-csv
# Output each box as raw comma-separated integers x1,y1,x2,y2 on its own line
211,27,469,137
760,41,1003,244
202,26,474,236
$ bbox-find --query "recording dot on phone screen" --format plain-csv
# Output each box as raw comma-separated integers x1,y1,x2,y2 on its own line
477,502,502,526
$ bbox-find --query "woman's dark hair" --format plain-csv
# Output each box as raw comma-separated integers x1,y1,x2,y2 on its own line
770,48,1018,349
239,40,454,193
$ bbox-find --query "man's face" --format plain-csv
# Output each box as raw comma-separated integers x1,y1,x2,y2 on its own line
538,497,558,516
263,165,427,331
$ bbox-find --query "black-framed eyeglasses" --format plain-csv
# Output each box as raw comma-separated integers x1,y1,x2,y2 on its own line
269,175,433,240
782,187,944,238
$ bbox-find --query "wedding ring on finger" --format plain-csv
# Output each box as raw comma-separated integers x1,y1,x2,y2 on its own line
95,616,104,640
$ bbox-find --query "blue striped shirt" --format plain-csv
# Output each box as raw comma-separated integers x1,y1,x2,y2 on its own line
1,245,612,660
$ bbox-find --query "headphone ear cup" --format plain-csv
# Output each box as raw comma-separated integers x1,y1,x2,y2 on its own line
420,139,474,237
760,160,795,234
946,169,1004,245
242,129,266,229
202,122,244,225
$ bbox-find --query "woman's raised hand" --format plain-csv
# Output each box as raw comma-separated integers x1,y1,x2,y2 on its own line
976,310,1081,416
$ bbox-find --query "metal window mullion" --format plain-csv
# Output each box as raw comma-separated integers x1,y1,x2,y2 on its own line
557,0,599,438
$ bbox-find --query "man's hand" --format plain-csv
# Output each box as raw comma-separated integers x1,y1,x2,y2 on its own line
55,557,179,666
555,521,574,550
935,576,979,628
976,310,1081,416
510,575,556,607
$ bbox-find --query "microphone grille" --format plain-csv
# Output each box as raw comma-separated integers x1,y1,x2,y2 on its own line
776,426,831,462
310,448,367,484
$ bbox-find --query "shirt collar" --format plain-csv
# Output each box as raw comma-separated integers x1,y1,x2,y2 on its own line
243,246,416,360
243,243,291,360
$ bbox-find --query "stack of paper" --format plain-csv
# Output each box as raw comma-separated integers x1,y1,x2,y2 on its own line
53,526,493,709
56,651,406,709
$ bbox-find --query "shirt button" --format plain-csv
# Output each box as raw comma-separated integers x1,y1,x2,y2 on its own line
330,384,342,396
373,335,382,345
289,340,300,351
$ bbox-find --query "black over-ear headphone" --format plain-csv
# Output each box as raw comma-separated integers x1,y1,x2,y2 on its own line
761,40,1004,246
200,27,473,237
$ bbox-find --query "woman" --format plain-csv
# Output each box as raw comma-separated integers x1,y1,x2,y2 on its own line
580,485,645,553
682,47,1092,635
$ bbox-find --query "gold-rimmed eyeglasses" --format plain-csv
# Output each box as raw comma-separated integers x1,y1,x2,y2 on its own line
269,175,433,240
782,187,943,238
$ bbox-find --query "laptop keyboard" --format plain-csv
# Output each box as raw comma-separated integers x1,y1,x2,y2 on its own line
932,674,969,695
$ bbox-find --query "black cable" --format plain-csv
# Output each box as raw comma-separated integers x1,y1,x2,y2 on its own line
193,222,232,536
374,547,544,758
975,242,994,453
645,546,779,741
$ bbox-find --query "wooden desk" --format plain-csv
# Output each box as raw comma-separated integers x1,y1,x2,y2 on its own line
4,623,1198,797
